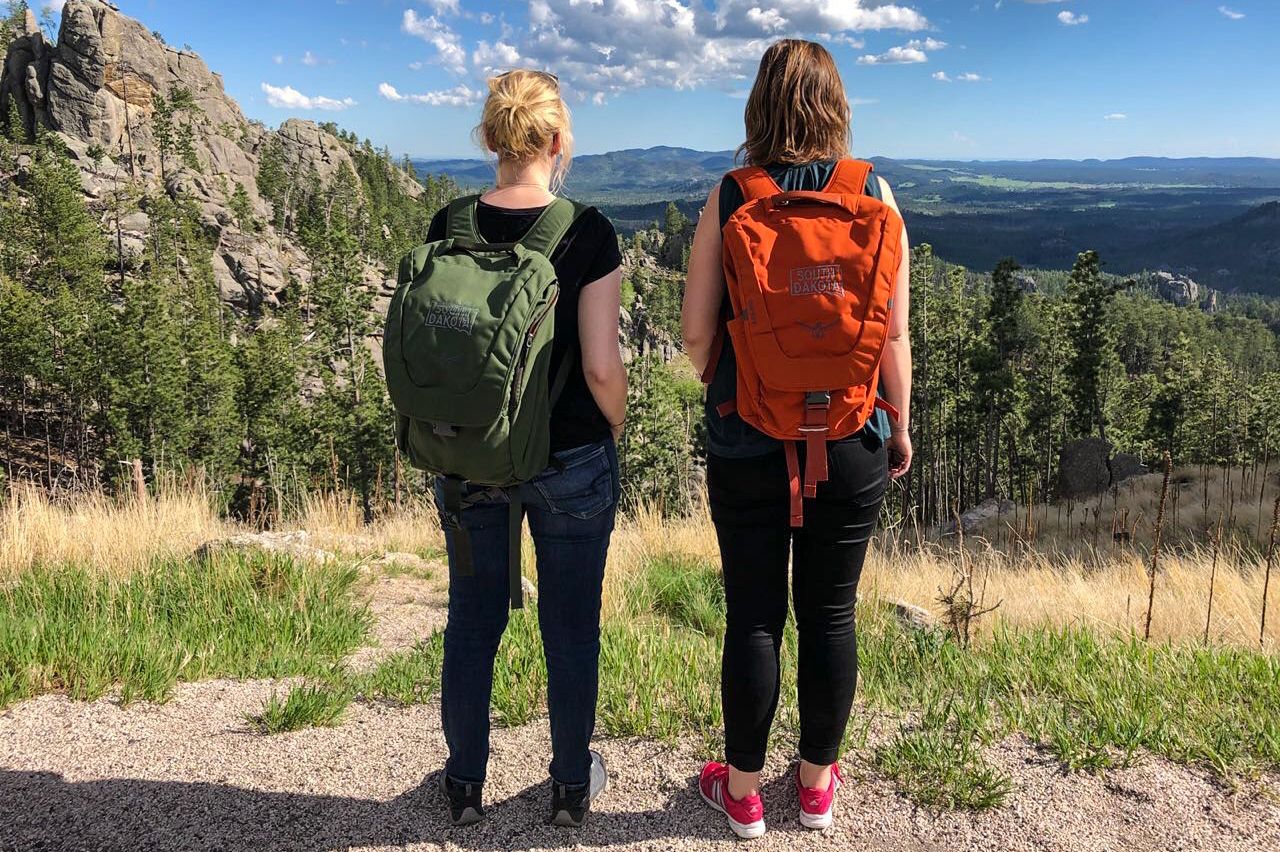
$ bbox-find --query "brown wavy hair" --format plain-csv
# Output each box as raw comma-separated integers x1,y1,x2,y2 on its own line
738,39,851,166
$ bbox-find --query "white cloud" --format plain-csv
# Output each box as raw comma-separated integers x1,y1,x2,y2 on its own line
272,54,284,65
471,1,928,101
1104,113,1127,120
402,10,467,74
934,70,986,82
378,81,482,107
472,40,526,74
479,12,496,25
1218,6,1245,20
907,37,947,51
819,32,866,49
301,50,321,67
858,45,928,65
260,82,356,111
1057,10,1088,25
422,0,461,14
42,0,66,13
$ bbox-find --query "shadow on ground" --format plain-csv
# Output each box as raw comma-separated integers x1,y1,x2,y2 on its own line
0,768,919,852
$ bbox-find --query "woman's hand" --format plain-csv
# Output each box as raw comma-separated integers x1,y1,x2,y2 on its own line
886,429,913,480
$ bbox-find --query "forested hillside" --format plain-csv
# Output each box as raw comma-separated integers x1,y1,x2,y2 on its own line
0,0,458,522
5,0,1280,543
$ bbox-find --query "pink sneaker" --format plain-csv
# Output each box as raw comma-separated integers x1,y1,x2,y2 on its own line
699,761,766,839
796,763,843,830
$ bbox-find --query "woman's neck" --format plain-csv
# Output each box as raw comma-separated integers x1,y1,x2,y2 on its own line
484,159,555,208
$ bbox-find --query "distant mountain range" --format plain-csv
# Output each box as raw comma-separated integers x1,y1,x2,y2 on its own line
412,148,1280,293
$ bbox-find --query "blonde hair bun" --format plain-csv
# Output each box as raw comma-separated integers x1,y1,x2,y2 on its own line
475,70,574,189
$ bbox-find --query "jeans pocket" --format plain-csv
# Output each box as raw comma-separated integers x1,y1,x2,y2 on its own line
530,441,617,519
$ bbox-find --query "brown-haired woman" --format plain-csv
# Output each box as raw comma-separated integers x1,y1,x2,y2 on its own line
681,40,913,838
427,69,627,829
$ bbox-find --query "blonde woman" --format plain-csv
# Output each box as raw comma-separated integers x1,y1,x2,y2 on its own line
682,41,913,838
426,69,627,828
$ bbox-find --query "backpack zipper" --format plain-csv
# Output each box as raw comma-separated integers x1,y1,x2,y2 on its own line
509,290,560,418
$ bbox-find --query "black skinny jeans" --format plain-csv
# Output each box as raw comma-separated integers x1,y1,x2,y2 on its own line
708,432,887,773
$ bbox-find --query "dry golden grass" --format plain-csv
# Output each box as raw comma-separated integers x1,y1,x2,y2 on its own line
979,465,1280,555
4,473,1276,649
861,540,1278,648
0,481,227,578
291,490,443,558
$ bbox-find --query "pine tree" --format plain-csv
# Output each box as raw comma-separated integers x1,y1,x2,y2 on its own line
1065,250,1122,443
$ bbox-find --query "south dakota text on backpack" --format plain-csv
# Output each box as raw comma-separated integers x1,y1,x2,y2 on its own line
383,195,586,608
704,159,903,526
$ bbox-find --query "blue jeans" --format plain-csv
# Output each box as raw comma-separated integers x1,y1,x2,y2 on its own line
433,439,619,787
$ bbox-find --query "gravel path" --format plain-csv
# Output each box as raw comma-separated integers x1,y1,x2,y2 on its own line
2,681,1277,852
2,568,1277,851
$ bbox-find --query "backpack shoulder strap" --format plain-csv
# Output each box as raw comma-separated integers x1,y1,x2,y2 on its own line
516,198,587,258
445,194,484,244
822,159,874,196
728,166,782,204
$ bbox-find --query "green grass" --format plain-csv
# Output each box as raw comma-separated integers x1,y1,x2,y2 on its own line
249,684,352,733
224,549,1277,811
0,551,371,707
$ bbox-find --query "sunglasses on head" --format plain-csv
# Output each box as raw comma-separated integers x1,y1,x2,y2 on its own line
496,69,559,88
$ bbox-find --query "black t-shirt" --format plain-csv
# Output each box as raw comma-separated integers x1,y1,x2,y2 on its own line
426,200,622,453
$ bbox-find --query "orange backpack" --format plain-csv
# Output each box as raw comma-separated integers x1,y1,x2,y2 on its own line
703,159,904,526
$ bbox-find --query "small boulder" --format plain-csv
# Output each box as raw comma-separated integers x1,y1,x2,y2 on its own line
889,599,937,633
1058,437,1112,500
1109,453,1147,486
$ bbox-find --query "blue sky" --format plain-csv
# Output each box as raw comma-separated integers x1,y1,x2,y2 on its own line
86,0,1278,161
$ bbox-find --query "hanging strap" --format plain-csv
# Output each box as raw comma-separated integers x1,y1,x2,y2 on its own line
441,477,475,576
508,493,525,609
801,391,831,499
785,441,803,528
701,325,726,385
874,396,901,423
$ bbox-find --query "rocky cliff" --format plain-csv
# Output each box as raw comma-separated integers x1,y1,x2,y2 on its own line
0,0,418,312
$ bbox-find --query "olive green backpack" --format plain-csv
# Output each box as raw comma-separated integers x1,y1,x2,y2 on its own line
383,194,586,607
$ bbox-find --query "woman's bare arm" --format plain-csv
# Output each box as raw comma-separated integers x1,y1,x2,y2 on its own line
579,266,628,439
877,177,914,479
681,183,725,377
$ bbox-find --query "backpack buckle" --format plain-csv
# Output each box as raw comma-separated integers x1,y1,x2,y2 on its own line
432,422,458,437
804,391,831,409
801,392,831,433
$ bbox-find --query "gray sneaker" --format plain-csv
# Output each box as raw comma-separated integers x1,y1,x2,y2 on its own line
550,750,608,827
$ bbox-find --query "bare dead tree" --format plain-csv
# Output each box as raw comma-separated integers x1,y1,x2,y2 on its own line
1262,494,1280,647
1144,450,1173,641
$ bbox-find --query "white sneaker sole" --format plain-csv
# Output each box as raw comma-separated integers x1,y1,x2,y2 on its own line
797,771,841,831
700,787,766,840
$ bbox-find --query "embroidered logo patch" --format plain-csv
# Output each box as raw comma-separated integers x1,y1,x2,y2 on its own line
797,319,837,340
790,264,844,297
423,302,479,335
